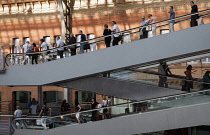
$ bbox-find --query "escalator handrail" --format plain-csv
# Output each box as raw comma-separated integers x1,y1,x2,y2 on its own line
14,88,210,121
128,69,210,84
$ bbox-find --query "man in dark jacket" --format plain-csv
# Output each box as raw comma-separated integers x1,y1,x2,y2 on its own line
190,1,199,27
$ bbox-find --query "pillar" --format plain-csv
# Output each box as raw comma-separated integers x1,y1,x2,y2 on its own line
38,86,43,105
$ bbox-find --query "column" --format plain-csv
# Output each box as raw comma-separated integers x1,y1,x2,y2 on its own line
38,86,43,105
64,87,71,104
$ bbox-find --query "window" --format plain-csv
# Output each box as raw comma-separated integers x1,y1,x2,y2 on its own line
10,4,18,14
76,91,94,102
202,58,210,63
187,60,198,64
17,3,24,13
15,91,30,104
160,29,169,35
2,4,9,14
44,91,62,103
43,36,50,45
13,38,19,46
12,38,19,53
23,37,30,44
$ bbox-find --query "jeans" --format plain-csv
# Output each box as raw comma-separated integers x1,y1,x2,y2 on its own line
80,43,85,54
152,27,156,37
169,23,174,32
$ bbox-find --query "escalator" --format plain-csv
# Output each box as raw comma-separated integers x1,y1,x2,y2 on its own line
13,89,210,135
1,11,210,86
57,66,209,101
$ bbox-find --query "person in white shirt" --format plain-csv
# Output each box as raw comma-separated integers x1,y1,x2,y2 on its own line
14,106,23,128
56,36,65,58
40,39,49,62
198,16,204,25
30,102,37,115
22,41,31,53
22,41,31,65
112,21,120,46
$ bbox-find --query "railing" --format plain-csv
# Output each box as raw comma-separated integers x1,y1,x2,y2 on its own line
12,89,210,130
107,69,210,92
5,9,210,66
0,115,14,134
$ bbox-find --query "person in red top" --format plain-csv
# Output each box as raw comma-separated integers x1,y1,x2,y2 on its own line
32,43,39,65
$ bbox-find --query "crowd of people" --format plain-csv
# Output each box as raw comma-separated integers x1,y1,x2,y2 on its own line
14,1,205,65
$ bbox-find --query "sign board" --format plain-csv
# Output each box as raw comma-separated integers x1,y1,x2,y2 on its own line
0,52,5,70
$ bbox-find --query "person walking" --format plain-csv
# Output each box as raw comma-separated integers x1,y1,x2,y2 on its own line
158,62,172,88
56,36,65,58
91,98,99,121
168,6,175,32
69,33,77,56
39,103,52,129
14,106,23,129
184,65,194,92
103,24,112,48
148,14,156,37
79,30,86,54
75,103,82,123
112,21,120,46
190,1,199,27
140,16,148,39
22,41,31,64
31,43,39,65
40,39,48,62
202,71,210,90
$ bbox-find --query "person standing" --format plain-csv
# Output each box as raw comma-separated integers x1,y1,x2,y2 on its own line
158,62,172,88
112,21,120,46
184,65,193,92
198,15,204,25
56,36,65,58
30,102,37,115
69,33,77,56
148,14,156,37
202,71,210,90
168,6,175,32
14,106,23,129
40,39,48,62
22,41,31,64
31,43,39,65
190,1,199,27
75,103,82,123
79,30,86,54
141,16,148,39
91,98,99,121
103,24,112,48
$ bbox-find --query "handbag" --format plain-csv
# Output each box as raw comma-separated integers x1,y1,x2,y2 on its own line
84,42,90,50
146,25,152,31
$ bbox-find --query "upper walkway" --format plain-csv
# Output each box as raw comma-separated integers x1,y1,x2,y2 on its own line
1,23,210,86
